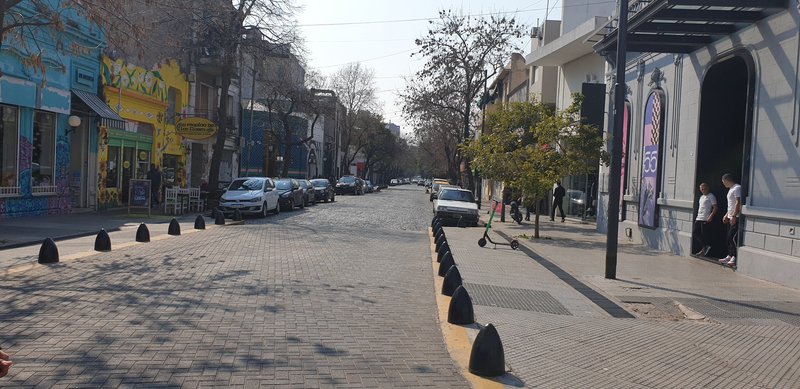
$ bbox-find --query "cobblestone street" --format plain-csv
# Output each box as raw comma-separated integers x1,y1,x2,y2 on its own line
1,186,466,388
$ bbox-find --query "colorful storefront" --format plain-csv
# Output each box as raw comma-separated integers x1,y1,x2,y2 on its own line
0,3,104,218
98,57,190,208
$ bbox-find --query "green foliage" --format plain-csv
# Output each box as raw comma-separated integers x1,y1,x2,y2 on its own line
464,95,608,203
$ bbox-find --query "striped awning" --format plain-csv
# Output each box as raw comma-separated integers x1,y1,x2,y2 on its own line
71,89,125,130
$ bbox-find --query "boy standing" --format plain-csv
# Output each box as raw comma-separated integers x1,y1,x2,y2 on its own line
693,182,717,256
720,174,741,266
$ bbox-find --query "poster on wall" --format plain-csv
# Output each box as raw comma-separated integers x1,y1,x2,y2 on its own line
620,102,631,221
638,90,665,229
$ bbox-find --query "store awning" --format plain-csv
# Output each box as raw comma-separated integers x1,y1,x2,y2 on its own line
71,89,125,130
592,0,788,55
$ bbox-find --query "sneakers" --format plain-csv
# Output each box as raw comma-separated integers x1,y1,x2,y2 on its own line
726,256,736,267
719,256,732,264
701,246,711,256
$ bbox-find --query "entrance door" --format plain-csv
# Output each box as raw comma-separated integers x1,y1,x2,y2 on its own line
692,54,755,258
68,119,89,208
121,146,136,203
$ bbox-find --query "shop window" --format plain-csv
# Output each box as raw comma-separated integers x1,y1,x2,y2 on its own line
0,105,19,195
107,146,119,188
32,111,56,193
162,154,179,185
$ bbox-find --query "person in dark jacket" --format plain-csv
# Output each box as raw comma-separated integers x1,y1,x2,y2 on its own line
146,164,162,207
551,181,566,222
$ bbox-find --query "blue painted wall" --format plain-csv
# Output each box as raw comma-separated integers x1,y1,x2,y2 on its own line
0,0,104,218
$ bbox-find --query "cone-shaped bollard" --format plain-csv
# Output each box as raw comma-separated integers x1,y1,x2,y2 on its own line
434,222,443,235
136,223,150,242
437,244,451,262
438,252,455,277
448,285,475,324
435,230,446,245
469,324,505,377
436,238,449,254
442,265,462,296
435,227,446,241
168,218,181,236
94,229,111,251
38,238,59,264
194,214,206,230
233,209,243,221
431,217,440,228
215,210,225,225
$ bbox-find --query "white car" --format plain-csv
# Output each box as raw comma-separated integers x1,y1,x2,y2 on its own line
218,177,280,218
433,187,479,227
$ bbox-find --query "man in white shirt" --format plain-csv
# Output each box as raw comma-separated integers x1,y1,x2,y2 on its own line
693,182,717,256
720,173,742,266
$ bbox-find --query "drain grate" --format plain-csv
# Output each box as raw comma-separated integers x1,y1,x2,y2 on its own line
462,283,572,316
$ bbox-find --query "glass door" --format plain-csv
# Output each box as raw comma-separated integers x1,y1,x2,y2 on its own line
121,146,135,203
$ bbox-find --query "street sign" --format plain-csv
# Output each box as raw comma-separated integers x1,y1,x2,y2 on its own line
176,117,218,140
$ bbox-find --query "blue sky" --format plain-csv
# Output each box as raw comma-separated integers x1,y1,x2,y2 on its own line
297,0,563,136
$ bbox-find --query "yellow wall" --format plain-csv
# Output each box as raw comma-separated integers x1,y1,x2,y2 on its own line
100,56,190,190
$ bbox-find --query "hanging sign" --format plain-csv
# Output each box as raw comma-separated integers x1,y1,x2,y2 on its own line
176,117,218,140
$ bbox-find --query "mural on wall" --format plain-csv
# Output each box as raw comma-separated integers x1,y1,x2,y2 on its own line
102,59,168,102
620,102,630,221
638,90,666,229
96,125,120,209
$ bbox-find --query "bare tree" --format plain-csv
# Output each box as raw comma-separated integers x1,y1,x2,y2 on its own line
329,62,377,175
410,10,524,189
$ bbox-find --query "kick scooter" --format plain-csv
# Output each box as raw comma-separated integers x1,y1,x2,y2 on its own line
478,200,520,250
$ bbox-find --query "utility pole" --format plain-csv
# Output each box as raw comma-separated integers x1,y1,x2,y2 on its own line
247,60,257,178
605,0,629,280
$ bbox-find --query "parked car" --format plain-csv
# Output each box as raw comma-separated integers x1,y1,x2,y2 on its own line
310,178,335,202
389,179,399,186
429,179,451,201
433,187,479,227
335,175,364,195
364,180,374,193
298,179,317,206
218,177,280,218
274,178,305,211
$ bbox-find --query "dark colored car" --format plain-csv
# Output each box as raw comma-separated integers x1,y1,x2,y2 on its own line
298,179,317,206
335,175,363,195
311,179,335,202
275,178,305,211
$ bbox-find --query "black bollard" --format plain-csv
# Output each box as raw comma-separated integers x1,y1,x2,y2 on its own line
431,217,440,228
435,227,446,241
194,214,206,230
436,239,449,255
434,222,443,234
448,285,475,324
437,246,451,263
215,210,225,225
38,238,59,264
233,209,242,221
438,253,455,277
136,223,150,242
468,323,505,377
94,229,111,251
435,230,446,245
442,265,462,296
168,218,181,236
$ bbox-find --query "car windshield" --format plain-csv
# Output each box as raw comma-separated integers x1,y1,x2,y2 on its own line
438,189,475,203
311,179,328,187
275,180,293,190
339,176,356,183
298,181,308,189
228,178,264,191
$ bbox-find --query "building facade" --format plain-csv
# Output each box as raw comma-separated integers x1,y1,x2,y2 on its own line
0,2,105,218
594,1,800,289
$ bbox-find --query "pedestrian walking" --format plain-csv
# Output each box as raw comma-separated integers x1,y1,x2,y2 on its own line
146,163,162,208
719,173,741,266
551,181,566,222
693,182,717,256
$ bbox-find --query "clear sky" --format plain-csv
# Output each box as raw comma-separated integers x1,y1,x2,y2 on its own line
296,0,564,137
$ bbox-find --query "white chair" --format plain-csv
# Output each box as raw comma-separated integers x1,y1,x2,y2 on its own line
188,187,205,212
164,188,182,215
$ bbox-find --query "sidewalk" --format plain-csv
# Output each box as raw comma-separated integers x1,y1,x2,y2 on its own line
0,209,219,275
435,214,800,388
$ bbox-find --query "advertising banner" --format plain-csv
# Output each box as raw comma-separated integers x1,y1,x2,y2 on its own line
638,91,664,229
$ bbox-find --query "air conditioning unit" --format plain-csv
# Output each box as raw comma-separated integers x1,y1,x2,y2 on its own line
530,26,540,38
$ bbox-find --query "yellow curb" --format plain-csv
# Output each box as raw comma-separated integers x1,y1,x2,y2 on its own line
2,223,221,277
430,228,504,389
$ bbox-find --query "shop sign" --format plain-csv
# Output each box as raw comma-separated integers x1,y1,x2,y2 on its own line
176,117,218,140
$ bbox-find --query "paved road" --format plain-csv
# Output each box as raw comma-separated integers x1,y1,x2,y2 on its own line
0,186,465,388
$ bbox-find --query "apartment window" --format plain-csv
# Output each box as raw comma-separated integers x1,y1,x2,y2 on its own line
0,105,19,195
32,111,56,192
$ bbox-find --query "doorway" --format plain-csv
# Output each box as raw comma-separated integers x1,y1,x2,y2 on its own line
692,53,755,259
68,118,89,209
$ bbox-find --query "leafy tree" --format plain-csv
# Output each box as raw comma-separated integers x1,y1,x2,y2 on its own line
329,62,378,175
408,10,524,190
463,96,608,238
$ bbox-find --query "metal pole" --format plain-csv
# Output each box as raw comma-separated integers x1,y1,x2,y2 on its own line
247,61,257,178
605,0,629,280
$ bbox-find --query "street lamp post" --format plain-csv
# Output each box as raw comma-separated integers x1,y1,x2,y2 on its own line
605,0,629,280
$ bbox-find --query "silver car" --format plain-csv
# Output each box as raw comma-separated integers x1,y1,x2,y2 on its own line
218,177,281,218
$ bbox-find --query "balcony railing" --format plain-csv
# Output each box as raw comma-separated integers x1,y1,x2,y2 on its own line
32,186,57,195
0,186,20,197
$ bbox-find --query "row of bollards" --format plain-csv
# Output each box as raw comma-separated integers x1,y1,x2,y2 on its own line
432,217,506,378
37,211,228,264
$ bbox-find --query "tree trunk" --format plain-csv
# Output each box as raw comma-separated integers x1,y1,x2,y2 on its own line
534,199,541,239
207,61,233,204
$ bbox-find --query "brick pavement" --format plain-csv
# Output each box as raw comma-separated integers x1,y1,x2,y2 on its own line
1,186,466,388
436,213,800,388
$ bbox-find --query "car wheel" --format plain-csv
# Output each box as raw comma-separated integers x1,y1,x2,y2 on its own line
287,199,294,211
300,198,305,209
261,202,268,218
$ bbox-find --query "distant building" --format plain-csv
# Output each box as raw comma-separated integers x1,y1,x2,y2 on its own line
386,122,400,138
